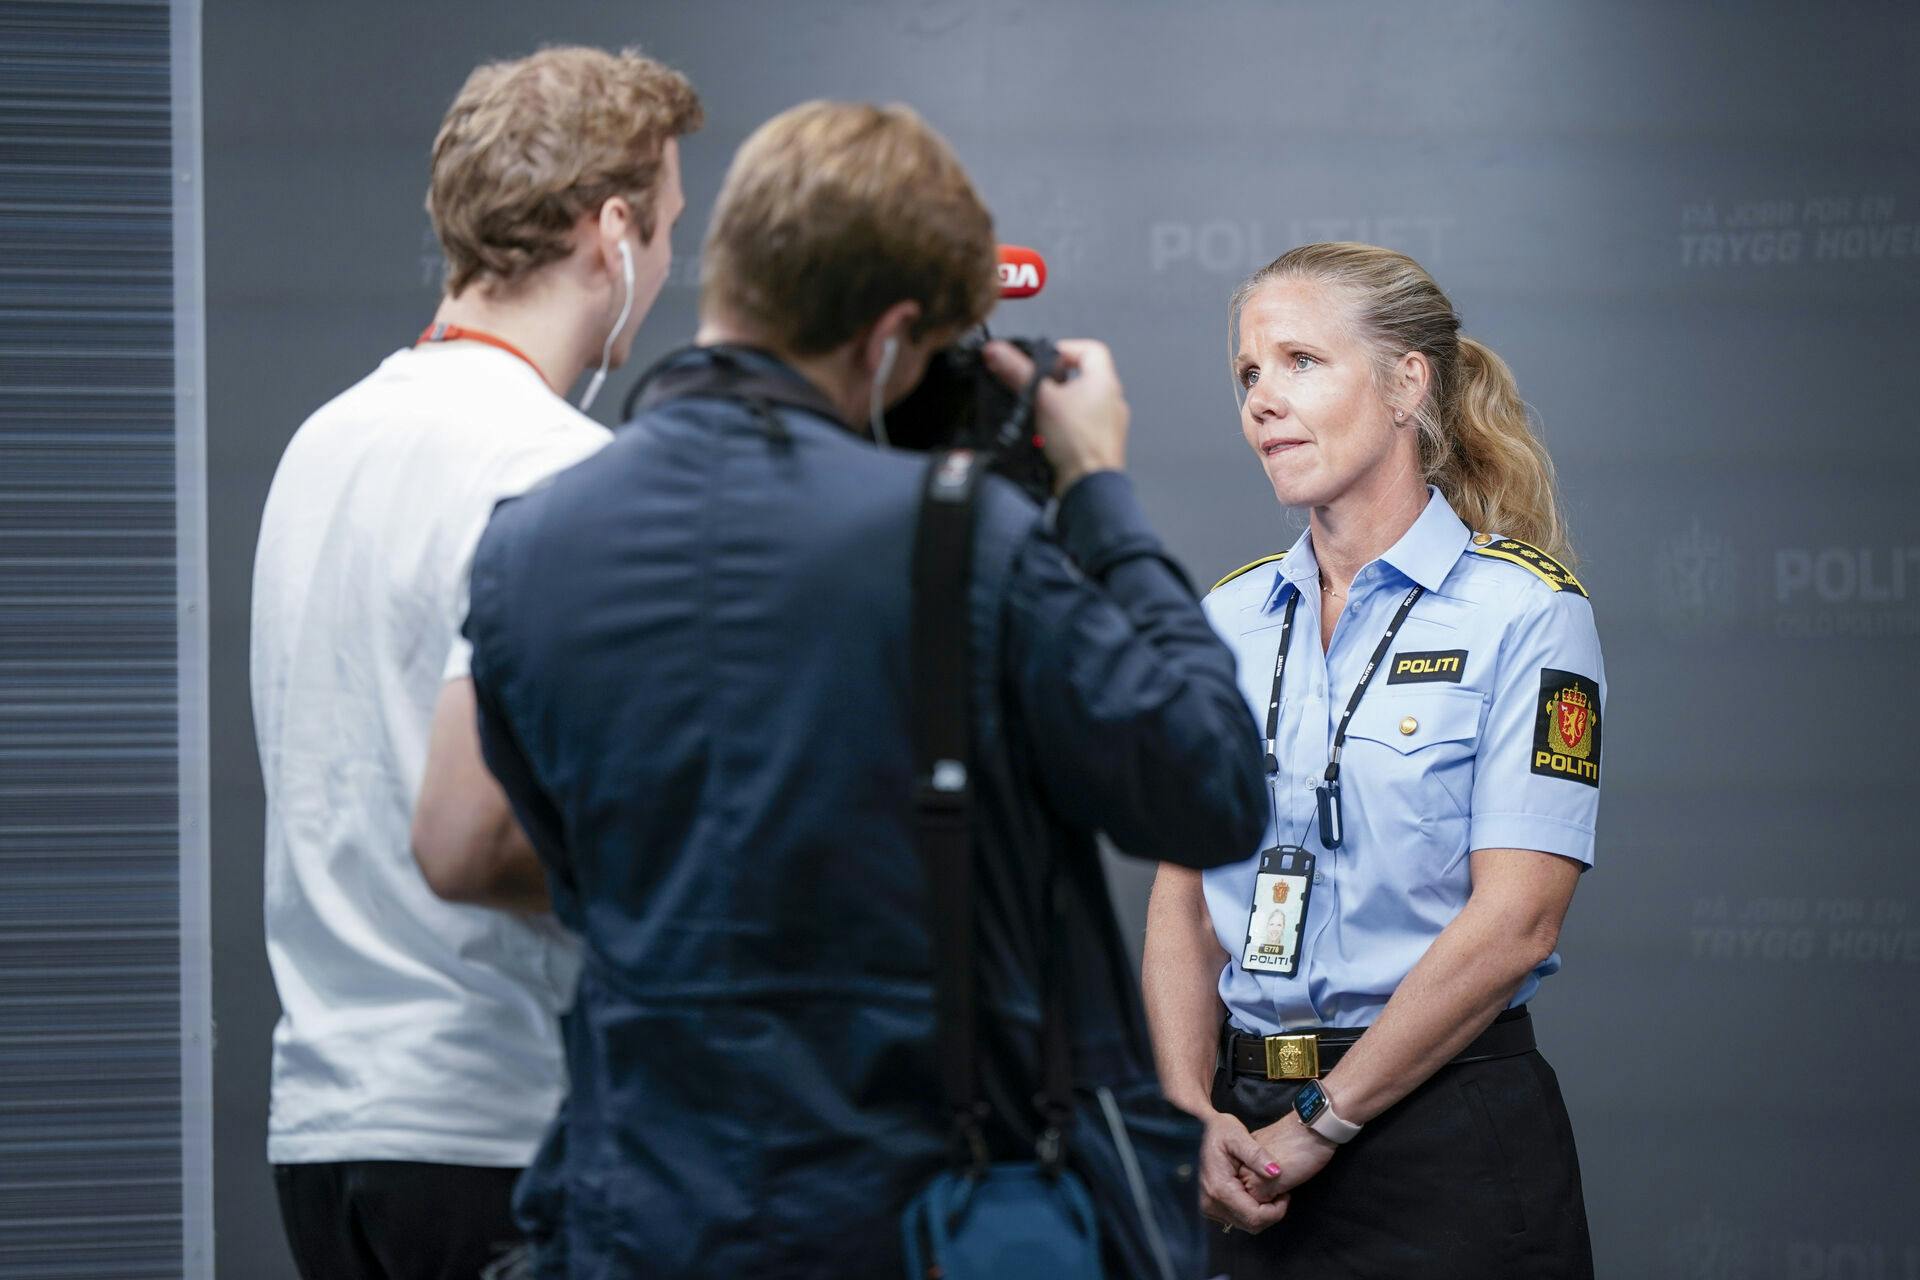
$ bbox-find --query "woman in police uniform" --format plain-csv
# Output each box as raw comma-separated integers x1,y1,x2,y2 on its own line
1143,242,1603,1278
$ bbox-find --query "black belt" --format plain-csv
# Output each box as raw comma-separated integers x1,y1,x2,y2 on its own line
1222,1006,1535,1081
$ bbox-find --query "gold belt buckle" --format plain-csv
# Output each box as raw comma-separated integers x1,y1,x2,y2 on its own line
1263,1033,1320,1080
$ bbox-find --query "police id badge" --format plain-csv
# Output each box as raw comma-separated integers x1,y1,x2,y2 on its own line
1239,845,1315,977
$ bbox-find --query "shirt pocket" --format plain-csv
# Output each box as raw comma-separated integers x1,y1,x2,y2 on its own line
1343,684,1485,820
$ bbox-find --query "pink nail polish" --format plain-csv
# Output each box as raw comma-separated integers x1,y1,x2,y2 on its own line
1264,1162,1281,1177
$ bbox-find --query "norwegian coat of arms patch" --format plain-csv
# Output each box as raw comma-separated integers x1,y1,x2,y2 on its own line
1531,668,1602,787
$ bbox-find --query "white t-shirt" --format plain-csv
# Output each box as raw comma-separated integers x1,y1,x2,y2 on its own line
251,343,610,1166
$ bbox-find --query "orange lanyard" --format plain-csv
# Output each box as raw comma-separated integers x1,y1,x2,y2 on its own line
416,323,552,390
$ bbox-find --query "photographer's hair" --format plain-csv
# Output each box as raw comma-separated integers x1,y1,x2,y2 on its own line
1229,242,1574,566
700,101,997,355
427,46,703,297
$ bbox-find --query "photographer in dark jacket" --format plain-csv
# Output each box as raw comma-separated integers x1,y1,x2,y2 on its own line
418,100,1274,1277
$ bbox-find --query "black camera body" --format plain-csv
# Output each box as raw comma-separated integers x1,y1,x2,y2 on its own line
883,329,1061,503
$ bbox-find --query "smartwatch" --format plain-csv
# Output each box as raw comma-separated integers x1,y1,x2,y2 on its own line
1292,1079,1362,1145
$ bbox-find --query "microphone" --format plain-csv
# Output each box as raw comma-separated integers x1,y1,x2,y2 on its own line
996,245,1046,299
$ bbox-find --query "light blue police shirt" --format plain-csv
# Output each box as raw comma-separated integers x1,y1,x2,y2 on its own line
1200,488,1606,1035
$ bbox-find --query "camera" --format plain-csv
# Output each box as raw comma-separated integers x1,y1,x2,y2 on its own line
883,328,1064,503
620,328,1065,503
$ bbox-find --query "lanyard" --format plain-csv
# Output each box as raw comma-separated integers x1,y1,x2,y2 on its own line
1263,580,1426,847
416,323,553,391
1260,592,1302,774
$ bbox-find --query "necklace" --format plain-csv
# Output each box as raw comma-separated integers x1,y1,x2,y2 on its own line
1320,578,1347,601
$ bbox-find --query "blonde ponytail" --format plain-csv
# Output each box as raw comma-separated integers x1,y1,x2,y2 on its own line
1438,337,1570,565
1228,243,1575,566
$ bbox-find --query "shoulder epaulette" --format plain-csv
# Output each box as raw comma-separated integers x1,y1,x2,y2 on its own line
1467,534,1587,597
1211,552,1287,593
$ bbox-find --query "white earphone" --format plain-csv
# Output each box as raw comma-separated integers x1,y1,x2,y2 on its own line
579,239,636,414
868,334,899,448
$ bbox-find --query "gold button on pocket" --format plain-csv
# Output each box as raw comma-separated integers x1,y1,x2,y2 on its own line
1347,687,1484,756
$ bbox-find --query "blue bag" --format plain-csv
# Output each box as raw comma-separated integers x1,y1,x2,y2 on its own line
901,1162,1105,1280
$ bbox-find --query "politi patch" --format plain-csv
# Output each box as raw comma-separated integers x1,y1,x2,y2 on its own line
1532,669,1601,787
1386,649,1468,684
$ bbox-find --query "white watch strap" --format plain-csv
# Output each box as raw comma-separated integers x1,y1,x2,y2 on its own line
1307,1090,1362,1145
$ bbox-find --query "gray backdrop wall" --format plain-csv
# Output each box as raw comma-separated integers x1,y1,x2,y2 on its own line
206,3,1920,1277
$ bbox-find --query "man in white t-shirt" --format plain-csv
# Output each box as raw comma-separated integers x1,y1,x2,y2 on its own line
249,46,701,1280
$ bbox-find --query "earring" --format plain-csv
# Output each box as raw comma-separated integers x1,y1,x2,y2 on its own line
1394,410,1406,422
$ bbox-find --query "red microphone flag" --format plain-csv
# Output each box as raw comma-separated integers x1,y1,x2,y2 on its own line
996,245,1046,299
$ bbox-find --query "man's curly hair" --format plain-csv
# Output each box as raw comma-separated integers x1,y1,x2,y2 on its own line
427,46,702,297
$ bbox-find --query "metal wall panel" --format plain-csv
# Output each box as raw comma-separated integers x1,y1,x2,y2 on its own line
0,0,208,1276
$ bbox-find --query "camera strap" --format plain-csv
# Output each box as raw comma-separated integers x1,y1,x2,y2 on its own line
911,449,1073,1169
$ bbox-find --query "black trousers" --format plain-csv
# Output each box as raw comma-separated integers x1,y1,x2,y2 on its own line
1209,1050,1593,1279
273,1161,528,1280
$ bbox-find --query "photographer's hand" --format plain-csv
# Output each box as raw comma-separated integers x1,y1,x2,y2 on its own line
982,338,1128,496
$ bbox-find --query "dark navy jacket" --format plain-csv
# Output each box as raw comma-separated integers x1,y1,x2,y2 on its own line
463,347,1265,1277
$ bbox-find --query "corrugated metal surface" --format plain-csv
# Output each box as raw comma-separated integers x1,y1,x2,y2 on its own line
0,2,197,1276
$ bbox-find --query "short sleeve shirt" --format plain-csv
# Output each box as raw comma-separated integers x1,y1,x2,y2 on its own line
1200,489,1606,1034
250,343,609,1164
